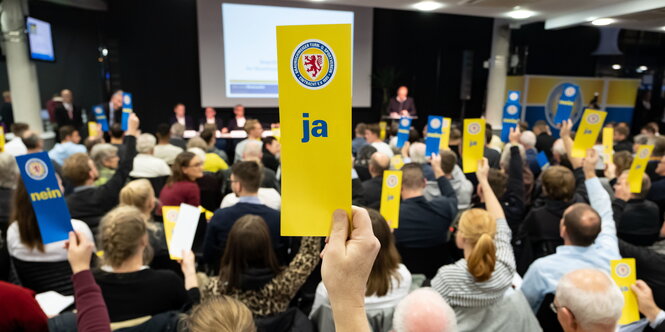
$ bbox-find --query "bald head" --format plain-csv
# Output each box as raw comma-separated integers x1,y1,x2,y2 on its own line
369,152,390,178
556,269,623,332
393,288,457,332
562,203,601,246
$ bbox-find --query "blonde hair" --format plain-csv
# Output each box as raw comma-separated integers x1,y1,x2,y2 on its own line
185,296,256,332
119,179,155,214
458,209,497,282
99,206,153,268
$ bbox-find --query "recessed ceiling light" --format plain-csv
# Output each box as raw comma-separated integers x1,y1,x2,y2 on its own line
612,64,621,70
412,1,444,11
591,18,616,26
637,65,648,72
507,9,536,20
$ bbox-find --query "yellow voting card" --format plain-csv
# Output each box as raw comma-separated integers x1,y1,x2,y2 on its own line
462,118,485,173
380,170,402,228
603,127,614,165
628,145,653,193
611,258,639,325
379,121,387,140
277,24,352,236
0,126,4,152
572,109,606,158
88,122,99,138
439,117,451,151
162,206,180,260
391,155,404,170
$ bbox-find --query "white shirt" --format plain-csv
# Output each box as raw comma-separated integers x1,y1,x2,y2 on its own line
4,137,27,156
371,141,394,158
7,219,94,262
130,154,172,178
176,116,185,126
220,188,281,211
153,144,183,165
236,117,246,128
206,118,216,124
310,264,412,315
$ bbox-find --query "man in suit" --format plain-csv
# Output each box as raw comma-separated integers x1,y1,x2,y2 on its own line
361,152,390,209
54,89,83,131
0,91,14,127
484,123,501,169
104,90,124,127
169,103,195,130
387,86,416,117
223,104,247,132
199,107,223,131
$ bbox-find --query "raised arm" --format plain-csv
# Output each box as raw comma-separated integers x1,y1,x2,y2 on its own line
477,158,505,221
582,149,618,250
270,237,321,299
430,154,457,200
560,119,582,169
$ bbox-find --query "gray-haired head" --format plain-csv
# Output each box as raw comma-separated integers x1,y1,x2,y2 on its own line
136,133,157,154
0,153,19,188
90,143,118,169
393,288,457,332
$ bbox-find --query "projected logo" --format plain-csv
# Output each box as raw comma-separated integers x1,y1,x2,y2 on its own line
545,83,584,127
291,39,336,89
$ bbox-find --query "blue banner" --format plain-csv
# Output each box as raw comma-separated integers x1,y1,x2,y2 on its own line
553,83,579,125
122,92,133,131
501,90,522,142
396,117,411,148
425,115,443,156
16,152,73,244
93,105,109,131
537,151,550,170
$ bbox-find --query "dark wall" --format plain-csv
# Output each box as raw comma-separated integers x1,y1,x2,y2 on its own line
0,1,106,114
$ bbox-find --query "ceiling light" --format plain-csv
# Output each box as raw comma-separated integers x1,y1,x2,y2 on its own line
637,65,648,73
611,64,621,70
412,1,444,11
661,26,665,31
591,18,616,26
507,9,536,20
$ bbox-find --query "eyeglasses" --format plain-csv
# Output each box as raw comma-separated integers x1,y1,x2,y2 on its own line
550,302,559,314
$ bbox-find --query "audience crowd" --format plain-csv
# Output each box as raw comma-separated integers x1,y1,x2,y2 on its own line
1,96,665,332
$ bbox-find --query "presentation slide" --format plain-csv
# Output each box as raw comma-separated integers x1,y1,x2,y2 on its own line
222,3,353,98
198,0,373,107
27,17,55,62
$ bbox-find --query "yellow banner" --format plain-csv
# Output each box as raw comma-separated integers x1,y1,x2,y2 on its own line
603,127,614,165
379,121,387,140
162,206,180,260
0,126,4,153
628,145,653,193
277,24,352,236
439,117,451,151
462,118,485,173
611,258,639,325
391,155,404,170
380,170,402,228
88,122,99,138
572,109,606,158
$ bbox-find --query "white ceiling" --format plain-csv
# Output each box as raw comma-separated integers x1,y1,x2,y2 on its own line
285,0,665,32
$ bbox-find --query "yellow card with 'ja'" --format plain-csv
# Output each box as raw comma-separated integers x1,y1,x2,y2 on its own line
462,118,485,173
628,145,653,193
572,109,606,158
162,206,180,260
277,24,352,236
0,126,4,152
379,121,387,140
380,170,402,228
439,117,451,150
611,258,639,325
603,127,614,165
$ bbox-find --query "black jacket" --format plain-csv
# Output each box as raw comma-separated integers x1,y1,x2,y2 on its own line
262,148,280,173
614,139,633,153
613,198,661,246
536,133,557,161
361,176,383,210
199,117,224,131
66,135,137,232
169,115,195,131
387,97,416,116
54,104,83,131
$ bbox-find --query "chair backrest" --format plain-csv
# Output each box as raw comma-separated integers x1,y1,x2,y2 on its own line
11,257,73,295
397,244,453,279
255,307,314,332
196,172,223,212
310,304,394,332
129,176,169,197
536,293,563,332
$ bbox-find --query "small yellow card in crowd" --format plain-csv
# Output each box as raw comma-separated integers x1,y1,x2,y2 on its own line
628,145,653,193
391,155,404,170
572,109,606,158
603,127,614,165
439,117,451,151
88,122,99,138
380,170,402,228
379,121,387,140
611,258,639,325
162,206,180,260
462,118,485,173
0,126,4,152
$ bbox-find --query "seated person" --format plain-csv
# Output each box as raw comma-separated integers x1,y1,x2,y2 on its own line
130,133,172,178
169,123,187,150
220,187,281,211
187,134,228,173
613,172,661,246
262,136,281,173
431,158,516,308
613,124,632,153
202,215,320,316
424,150,473,210
203,161,287,270
360,152,390,210
365,124,393,158
62,114,139,232
94,206,197,322
158,152,203,214
234,119,263,163
48,125,87,165
402,142,435,180
153,123,183,165
0,281,48,331
89,143,119,186
242,140,280,192
311,209,411,324
200,126,229,163
392,288,457,332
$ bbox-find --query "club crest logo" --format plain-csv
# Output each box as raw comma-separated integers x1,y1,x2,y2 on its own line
386,174,399,188
615,263,630,278
400,118,410,127
509,92,519,102
123,95,131,106
586,113,600,125
430,118,441,129
25,158,48,181
291,39,336,89
639,148,651,159
564,86,576,97
166,209,179,222
467,123,481,135
507,105,519,115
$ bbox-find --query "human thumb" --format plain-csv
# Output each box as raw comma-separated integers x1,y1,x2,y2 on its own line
328,209,349,252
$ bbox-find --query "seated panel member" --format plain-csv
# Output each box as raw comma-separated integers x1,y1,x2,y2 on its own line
169,103,195,131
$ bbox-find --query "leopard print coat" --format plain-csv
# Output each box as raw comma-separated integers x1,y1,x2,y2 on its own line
202,237,321,316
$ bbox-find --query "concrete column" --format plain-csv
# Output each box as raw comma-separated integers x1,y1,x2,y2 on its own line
485,19,511,129
1,0,43,132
